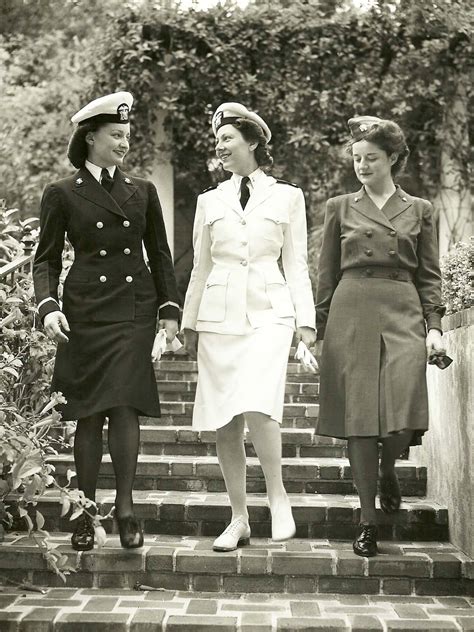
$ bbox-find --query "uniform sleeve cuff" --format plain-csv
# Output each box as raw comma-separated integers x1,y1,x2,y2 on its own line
159,304,180,321
426,313,443,332
38,298,61,322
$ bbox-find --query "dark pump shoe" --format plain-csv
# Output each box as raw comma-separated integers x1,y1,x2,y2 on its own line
71,513,94,551
117,515,144,549
353,524,378,557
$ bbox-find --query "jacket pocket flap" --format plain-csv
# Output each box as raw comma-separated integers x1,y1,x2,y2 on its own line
206,268,230,287
205,208,225,225
263,268,287,285
262,209,290,225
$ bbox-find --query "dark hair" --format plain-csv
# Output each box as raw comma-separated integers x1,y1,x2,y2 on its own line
346,119,410,176
232,118,273,167
67,119,106,169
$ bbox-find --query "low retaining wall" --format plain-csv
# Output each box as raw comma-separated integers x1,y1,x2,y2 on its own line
411,307,473,557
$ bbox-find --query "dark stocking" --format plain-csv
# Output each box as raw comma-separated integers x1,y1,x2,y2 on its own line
380,429,413,477
107,406,140,517
74,413,106,506
348,436,379,524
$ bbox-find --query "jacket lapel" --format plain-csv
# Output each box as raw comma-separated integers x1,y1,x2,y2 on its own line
243,175,276,216
350,187,394,230
109,169,139,210
72,167,128,219
383,187,413,222
215,179,244,217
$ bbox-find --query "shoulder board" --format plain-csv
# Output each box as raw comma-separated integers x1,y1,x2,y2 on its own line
201,184,218,194
275,179,299,188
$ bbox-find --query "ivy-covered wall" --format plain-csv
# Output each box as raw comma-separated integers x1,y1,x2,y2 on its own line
93,0,472,293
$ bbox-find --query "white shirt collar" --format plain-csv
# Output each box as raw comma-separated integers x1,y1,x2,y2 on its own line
231,167,265,193
85,160,116,183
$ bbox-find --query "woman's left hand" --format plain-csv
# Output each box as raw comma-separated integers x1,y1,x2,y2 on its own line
295,326,316,349
159,319,179,343
426,328,446,359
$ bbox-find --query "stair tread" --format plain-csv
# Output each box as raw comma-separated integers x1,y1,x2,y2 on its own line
48,453,423,468
2,531,469,561
33,489,447,511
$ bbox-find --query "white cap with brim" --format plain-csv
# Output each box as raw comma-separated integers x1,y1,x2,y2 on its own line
212,102,271,143
71,91,134,125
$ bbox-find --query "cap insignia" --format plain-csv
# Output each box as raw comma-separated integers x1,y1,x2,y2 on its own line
215,111,223,129
359,124,368,132
117,103,129,121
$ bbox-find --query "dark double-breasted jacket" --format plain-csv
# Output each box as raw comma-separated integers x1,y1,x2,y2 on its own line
33,167,180,324
315,186,445,340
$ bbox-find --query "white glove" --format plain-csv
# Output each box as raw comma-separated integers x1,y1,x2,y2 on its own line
151,329,183,362
294,340,319,373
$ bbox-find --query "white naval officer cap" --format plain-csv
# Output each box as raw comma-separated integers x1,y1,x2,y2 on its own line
71,91,134,125
212,102,272,143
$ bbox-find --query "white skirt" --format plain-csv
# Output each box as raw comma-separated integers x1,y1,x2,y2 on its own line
193,324,294,431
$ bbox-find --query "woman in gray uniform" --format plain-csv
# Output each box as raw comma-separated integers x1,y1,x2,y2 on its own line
315,116,446,557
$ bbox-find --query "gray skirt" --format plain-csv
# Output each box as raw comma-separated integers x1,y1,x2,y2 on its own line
316,275,428,443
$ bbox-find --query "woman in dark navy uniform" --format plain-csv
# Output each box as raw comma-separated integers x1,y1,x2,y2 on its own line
33,92,180,550
315,116,446,557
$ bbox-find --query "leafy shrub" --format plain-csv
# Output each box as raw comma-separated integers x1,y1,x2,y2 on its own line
441,237,474,315
0,202,107,581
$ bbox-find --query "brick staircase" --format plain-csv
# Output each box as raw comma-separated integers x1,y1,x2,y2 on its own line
1,351,473,630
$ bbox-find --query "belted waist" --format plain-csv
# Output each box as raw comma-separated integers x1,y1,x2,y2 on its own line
341,267,413,282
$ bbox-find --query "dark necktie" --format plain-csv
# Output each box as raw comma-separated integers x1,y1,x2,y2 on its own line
101,168,114,193
240,176,250,210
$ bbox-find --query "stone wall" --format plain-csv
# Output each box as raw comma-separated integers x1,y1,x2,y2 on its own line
411,307,473,557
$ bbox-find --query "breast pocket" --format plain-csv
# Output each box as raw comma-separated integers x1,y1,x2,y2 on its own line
197,267,230,322
263,268,295,318
262,209,289,245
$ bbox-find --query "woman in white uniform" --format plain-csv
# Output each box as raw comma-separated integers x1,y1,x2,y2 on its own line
182,103,316,551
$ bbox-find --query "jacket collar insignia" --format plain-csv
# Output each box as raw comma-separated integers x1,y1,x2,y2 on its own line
350,186,412,229
72,168,138,218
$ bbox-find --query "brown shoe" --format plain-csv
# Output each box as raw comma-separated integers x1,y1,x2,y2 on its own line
71,513,94,551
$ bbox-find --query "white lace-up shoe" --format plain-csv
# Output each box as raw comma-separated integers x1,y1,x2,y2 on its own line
271,496,296,542
212,517,251,552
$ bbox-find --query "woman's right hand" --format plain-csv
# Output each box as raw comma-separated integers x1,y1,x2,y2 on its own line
44,311,70,343
183,328,198,360
314,339,324,368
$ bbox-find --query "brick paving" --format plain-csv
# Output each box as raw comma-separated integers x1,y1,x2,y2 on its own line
2,351,473,630
0,586,473,630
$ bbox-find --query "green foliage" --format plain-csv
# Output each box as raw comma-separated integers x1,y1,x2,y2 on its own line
92,0,473,283
441,237,474,315
0,201,108,579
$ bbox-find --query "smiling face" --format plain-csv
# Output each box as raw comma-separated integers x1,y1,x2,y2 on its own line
86,122,130,167
352,139,397,187
215,124,258,176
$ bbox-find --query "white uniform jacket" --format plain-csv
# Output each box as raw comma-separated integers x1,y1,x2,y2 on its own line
181,173,316,335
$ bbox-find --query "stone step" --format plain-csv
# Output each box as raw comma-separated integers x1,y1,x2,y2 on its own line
1,588,473,632
156,380,319,404
48,455,427,496
141,414,318,429
112,426,347,459
20,491,449,542
156,360,318,383
99,427,407,460
1,533,472,598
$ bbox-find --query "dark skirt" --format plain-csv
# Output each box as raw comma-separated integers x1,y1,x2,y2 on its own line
316,276,428,445
51,315,159,421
